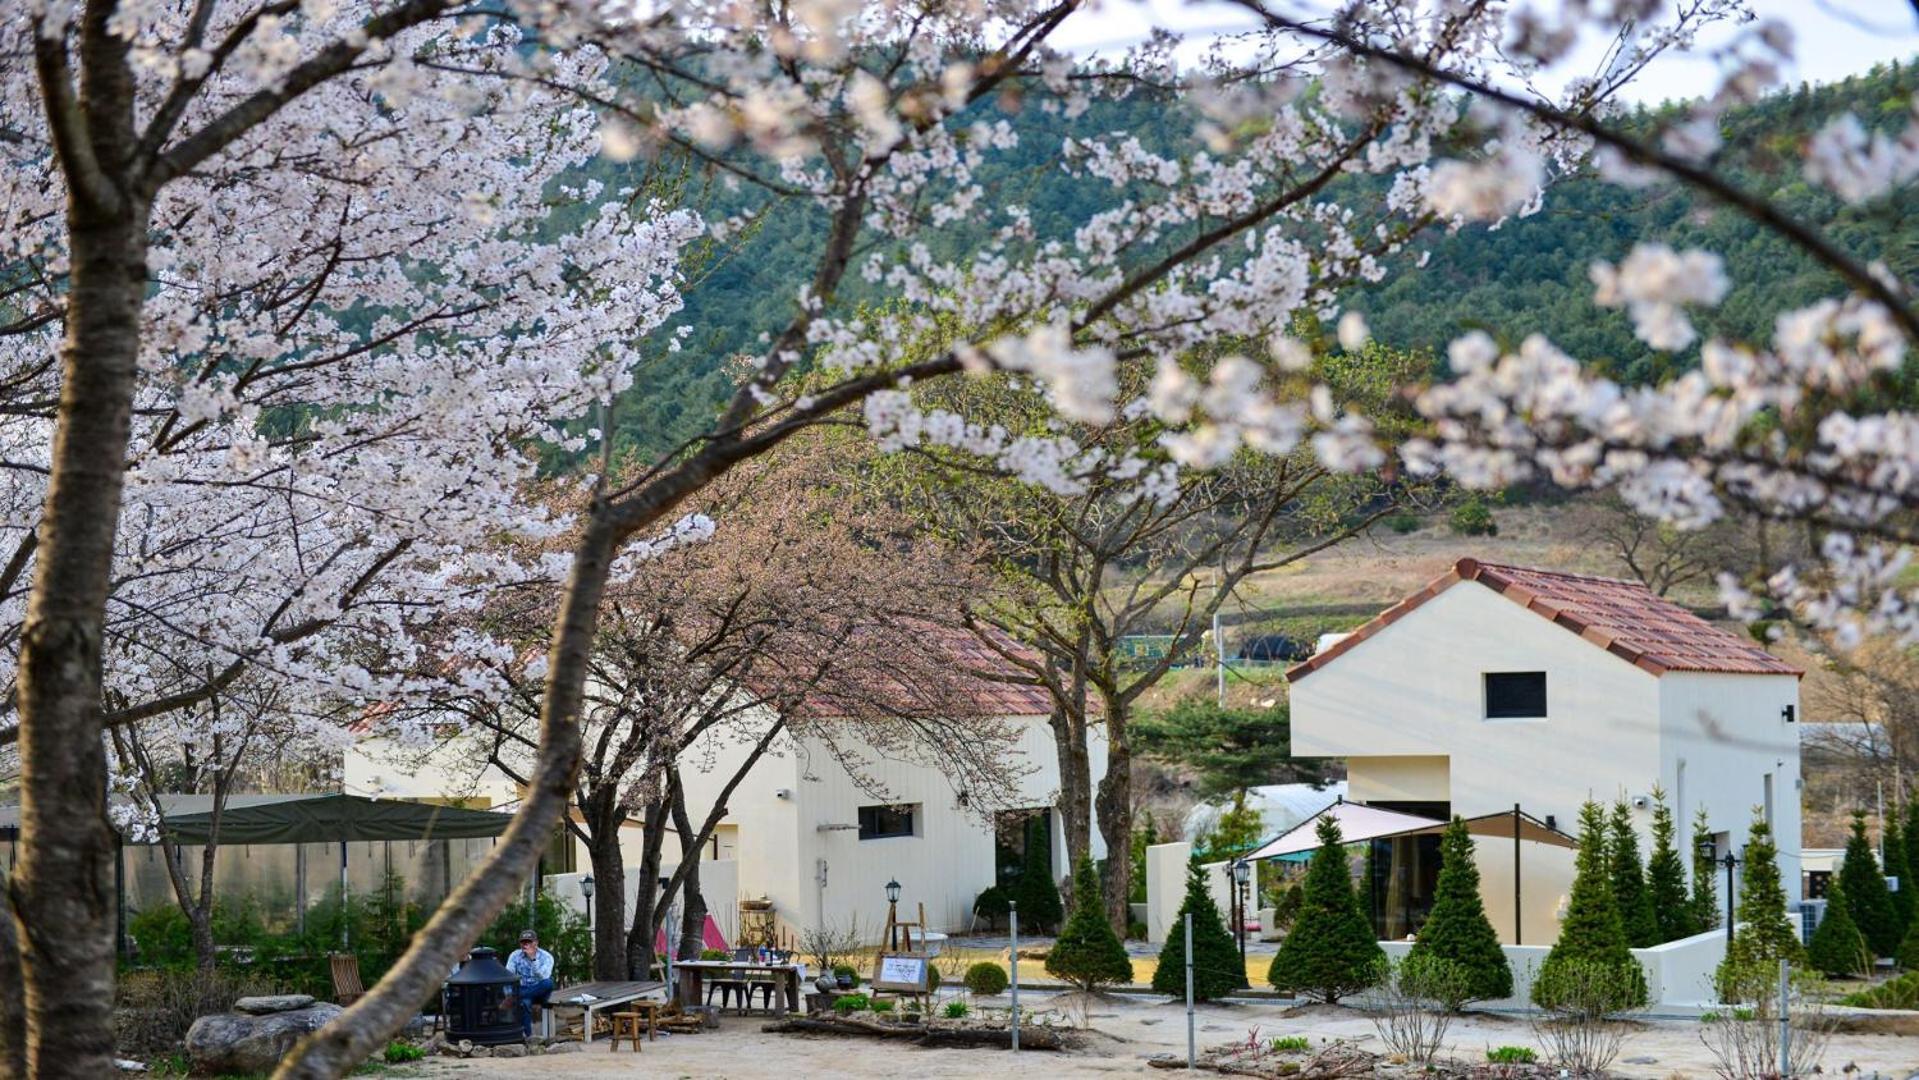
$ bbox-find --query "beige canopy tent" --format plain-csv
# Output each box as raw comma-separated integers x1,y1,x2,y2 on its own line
1243,797,1576,944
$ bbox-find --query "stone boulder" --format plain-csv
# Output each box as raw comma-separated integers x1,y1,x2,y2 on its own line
232,995,316,1015
185,1004,344,1076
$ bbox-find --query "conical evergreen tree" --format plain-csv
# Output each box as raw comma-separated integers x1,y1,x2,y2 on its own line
1807,877,1872,978
1407,816,1512,1004
1534,801,1647,1010
1152,863,1248,1000
1609,800,1659,948
1267,815,1383,1003
1716,813,1806,1000
1883,815,1914,940
1015,815,1065,933
1045,854,1134,991
1905,799,1919,918
1898,903,1919,970
1645,788,1692,944
1689,807,1722,934
1840,810,1900,957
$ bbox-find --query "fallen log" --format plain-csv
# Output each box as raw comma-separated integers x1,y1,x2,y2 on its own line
760,1015,1067,1050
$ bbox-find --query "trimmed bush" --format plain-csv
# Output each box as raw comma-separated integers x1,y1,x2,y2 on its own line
1266,814,1383,1003
972,885,1011,928
1014,817,1066,933
1407,816,1512,1006
1533,801,1647,1011
1716,813,1805,1002
1609,800,1658,949
1045,854,1134,991
1689,807,1722,934
1152,862,1248,1001
963,961,1009,996
1807,878,1872,978
1840,810,1900,958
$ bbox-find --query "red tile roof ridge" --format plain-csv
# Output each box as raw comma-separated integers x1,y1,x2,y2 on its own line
1287,556,1801,682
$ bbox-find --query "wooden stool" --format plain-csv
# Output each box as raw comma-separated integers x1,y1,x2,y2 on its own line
609,1011,646,1052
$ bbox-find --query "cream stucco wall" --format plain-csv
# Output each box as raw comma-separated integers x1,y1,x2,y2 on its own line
1290,578,1803,943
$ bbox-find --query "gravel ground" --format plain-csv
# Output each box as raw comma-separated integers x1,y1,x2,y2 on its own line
416,990,1919,1079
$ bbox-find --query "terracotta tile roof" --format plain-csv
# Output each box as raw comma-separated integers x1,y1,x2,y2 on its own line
1286,557,1801,682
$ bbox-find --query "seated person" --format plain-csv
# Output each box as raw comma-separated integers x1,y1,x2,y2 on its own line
502,929,555,1038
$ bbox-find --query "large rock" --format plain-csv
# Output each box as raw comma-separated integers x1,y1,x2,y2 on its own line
232,995,316,1015
185,1004,344,1076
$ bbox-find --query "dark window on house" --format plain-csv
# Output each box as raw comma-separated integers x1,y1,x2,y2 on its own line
1485,672,1547,718
858,804,918,840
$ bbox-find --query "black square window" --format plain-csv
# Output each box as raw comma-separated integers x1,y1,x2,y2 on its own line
857,804,917,840
1485,672,1547,718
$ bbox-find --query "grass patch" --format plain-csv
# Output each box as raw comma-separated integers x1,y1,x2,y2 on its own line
1486,1046,1536,1064
1272,1035,1310,1052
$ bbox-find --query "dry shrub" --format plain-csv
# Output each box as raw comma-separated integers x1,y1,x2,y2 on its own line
115,967,279,1056
1526,959,1643,1076
1361,956,1469,1063
1699,969,1837,1080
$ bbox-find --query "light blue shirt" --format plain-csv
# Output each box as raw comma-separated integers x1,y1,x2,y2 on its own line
507,946,554,986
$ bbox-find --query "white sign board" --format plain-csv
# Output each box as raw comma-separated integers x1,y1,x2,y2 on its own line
871,953,930,993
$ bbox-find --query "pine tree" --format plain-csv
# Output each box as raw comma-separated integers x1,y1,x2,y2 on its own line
1152,863,1248,1000
1045,854,1134,991
1905,799,1919,916
1840,810,1900,958
1689,807,1722,934
1645,787,1692,944
1534,801,1647,1010
1609,800,1659,948
1015,815,1065,933
1407,816,1513,1005
1808,877,1872,978
1883,815,1914,941
1267,815,1384,1003
1716,813,1806,1001
1898,904,1919,970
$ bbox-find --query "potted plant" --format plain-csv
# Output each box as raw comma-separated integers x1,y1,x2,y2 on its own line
832,963,859,990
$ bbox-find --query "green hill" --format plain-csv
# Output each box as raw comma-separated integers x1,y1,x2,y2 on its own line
591,59,1919,461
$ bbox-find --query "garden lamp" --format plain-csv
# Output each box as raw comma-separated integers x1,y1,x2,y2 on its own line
580,875,595,902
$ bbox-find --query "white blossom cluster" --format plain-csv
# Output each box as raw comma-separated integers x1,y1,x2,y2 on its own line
2,9,701,746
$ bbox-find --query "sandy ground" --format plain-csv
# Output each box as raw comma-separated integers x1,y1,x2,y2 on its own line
416,991,1919,1079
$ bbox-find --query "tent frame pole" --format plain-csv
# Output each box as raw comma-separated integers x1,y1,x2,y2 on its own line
1513,803,1522,946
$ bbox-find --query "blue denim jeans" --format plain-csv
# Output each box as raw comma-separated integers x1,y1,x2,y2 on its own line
507,977,554,1037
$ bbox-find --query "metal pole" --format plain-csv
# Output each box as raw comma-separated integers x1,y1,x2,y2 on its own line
1513,803,1522,945
1778,957,1791,1077
1725,855,1737,944
295,844,306,938
1214,609,1225,707
1009,901,1020,1052
1184,912,1196,1070
339,840,349,950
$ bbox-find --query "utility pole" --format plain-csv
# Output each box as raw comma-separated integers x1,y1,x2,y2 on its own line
1009,900,1020,1052
1184,913,1195,1070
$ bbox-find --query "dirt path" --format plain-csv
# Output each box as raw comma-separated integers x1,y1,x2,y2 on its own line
419,992,1919,1079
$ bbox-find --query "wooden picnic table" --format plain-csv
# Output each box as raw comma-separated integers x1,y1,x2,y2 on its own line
539,979,665,1044
672,960,806,1016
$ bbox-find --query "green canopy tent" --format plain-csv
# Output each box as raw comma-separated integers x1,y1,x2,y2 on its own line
3,793,513,953
161,793,514,948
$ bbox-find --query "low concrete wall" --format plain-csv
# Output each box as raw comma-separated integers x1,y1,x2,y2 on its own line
1144,842,1190,944
1379,927,1729,1011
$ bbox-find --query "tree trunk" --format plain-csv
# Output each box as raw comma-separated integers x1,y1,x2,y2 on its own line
0,885,25,1080
1094,696,1133,936
671,782,707,960
16,36,151,1064
189,903,217,976
585,824,627,981
624,799,670,979
274,519,618,1078
1049,704,1093,870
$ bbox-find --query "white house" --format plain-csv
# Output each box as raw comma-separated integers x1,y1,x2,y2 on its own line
343,636,1109,945
1286,557,1803,946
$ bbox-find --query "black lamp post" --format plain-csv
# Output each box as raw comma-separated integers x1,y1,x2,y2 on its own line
885,877,902,951
1231,859,1252,971
580,875,595,972
1699,834,1738,943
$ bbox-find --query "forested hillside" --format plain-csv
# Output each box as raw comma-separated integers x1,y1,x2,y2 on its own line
597,59,1919,460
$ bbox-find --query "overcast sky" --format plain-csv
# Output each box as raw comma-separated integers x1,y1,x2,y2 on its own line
1050,0,1919,104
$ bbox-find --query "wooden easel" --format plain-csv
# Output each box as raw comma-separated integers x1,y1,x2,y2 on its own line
872,899,933,1011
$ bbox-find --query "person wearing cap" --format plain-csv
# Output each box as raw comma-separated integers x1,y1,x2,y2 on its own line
502,929,555,1038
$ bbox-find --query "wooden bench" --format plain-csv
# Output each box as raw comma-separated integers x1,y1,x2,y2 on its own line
539,980,666,1044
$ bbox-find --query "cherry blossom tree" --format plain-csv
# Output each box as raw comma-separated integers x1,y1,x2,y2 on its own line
384,441,1014,980
27,0,1909,1075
